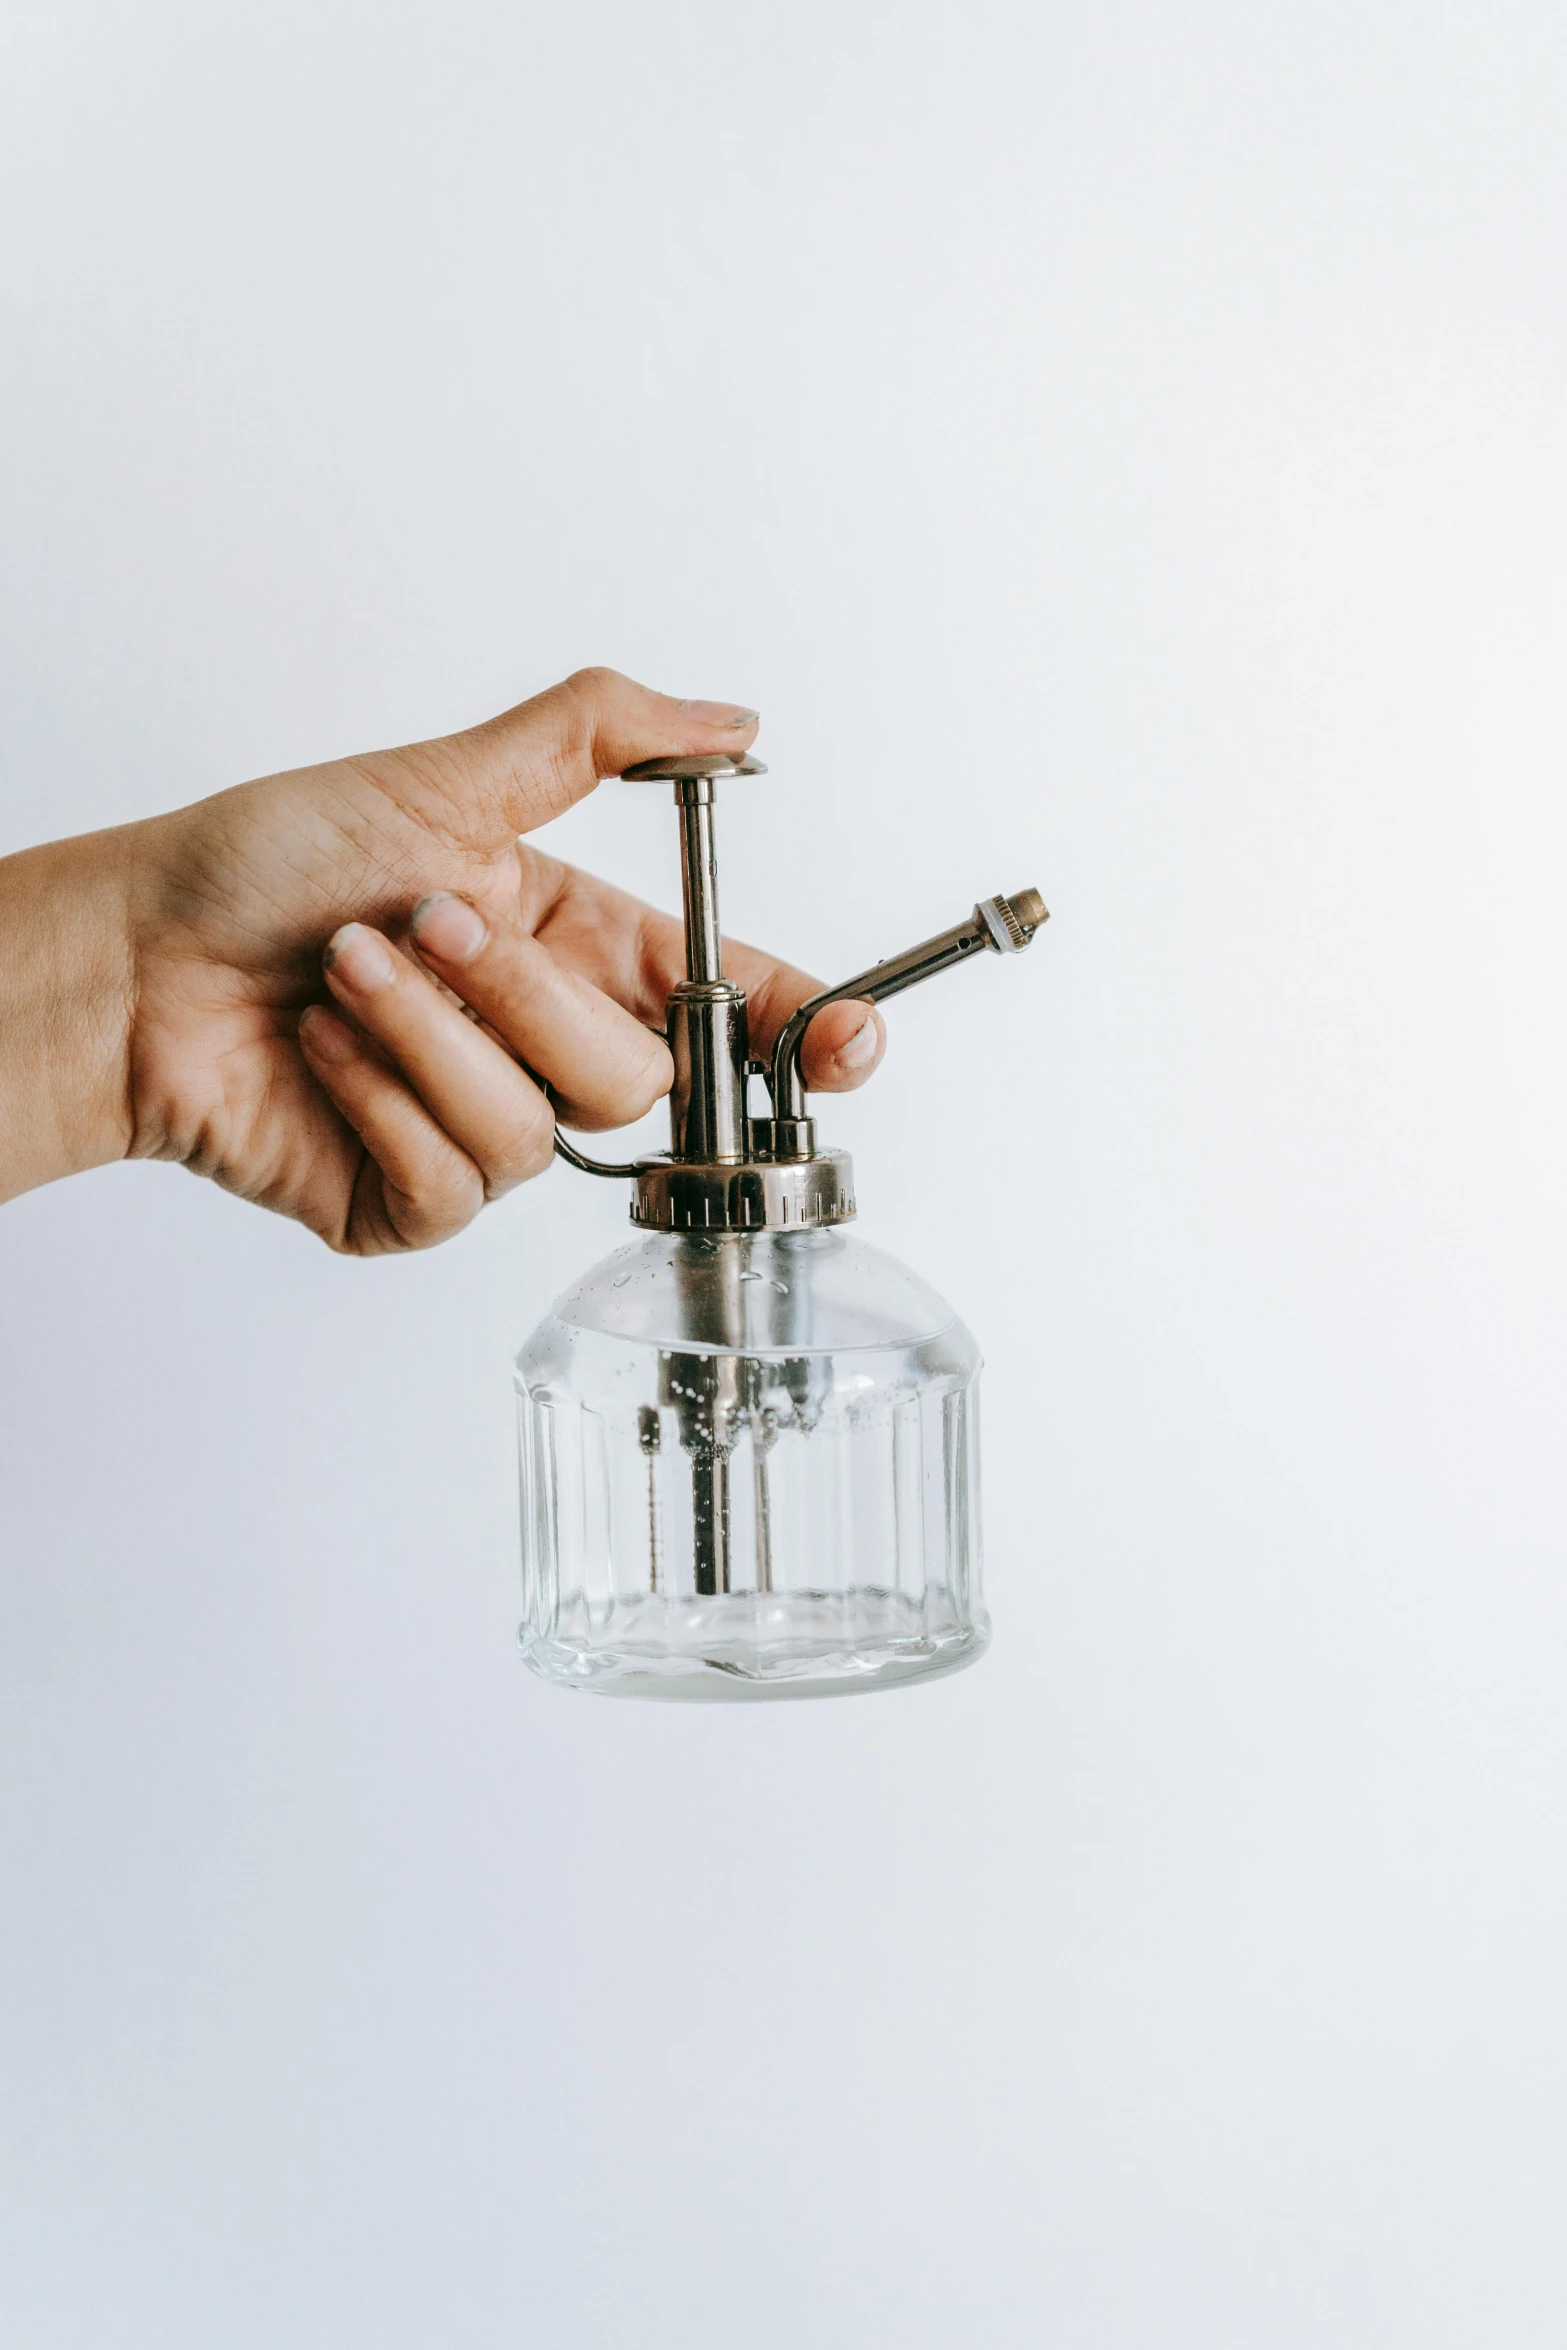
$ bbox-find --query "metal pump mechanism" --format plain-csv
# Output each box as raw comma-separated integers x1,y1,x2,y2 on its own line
551,751,1048,1227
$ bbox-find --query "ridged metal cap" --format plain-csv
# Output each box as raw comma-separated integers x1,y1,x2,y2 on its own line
977,888,1049,951
632,1150,856,1234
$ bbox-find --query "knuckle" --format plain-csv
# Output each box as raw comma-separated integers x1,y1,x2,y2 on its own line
616,1038,674,1122
400,1152,485,1240
395,1190,480,1249
485,1101,556,1193
564,664,623,701
557,1034,672,1134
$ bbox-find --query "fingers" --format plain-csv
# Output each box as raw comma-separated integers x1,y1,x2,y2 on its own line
296,1007,486,1250
528,866,889,1096
297,871,889,1251
407,891,672,1129
797,999,886,1092
730,949,887,1092
394,668,761,849
311,922,557,1201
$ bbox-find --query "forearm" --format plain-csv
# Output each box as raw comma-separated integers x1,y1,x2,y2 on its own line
0,829,137,1204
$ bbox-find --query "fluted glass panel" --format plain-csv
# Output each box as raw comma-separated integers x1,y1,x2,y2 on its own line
515,1231,987,1701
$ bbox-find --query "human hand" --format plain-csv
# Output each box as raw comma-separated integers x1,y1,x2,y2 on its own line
0,670,884,1251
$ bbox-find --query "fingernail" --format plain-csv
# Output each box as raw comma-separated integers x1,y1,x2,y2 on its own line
298,1004,354,1064
678,698,759,728
837,1013,880,1071
324,923,396,990
411,892,488,963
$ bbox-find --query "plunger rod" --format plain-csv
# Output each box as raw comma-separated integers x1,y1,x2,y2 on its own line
667,774,748,1163
676,775,724,983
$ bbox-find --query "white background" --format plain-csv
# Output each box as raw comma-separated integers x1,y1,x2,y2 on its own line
3,3,1566,2342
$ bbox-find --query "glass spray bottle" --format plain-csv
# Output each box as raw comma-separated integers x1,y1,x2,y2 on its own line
515,752,1047,1700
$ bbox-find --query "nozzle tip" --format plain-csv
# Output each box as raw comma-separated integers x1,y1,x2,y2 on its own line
980,888,1049,950
1007,887,1049,937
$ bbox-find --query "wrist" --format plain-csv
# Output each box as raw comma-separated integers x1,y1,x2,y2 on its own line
0,824,138,1204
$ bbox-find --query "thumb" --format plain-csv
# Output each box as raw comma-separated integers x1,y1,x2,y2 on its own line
393,667,759,848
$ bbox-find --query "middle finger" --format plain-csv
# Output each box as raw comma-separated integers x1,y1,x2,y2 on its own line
408,891,673,1130
320,923,555,1193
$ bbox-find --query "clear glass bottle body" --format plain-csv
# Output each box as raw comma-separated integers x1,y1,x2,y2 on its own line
515,1229,985,1700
